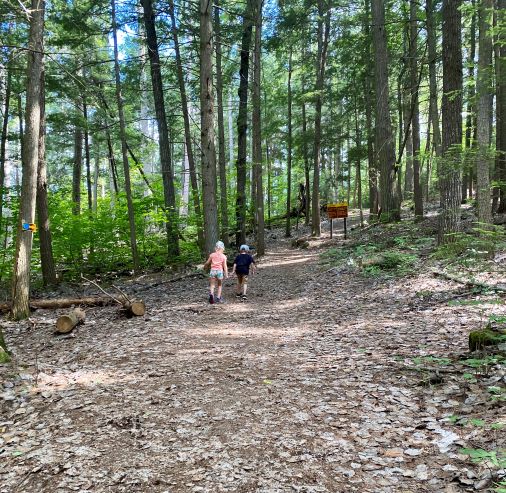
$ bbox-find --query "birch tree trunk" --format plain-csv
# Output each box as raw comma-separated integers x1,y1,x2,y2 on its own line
302,101,311,225
200,0,219,254
372,0,400,222
141,0,180,257
438,0,463,244
11,0,44,320
111,0,140,271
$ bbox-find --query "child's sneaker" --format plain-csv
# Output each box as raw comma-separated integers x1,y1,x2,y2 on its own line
235,293,242,299
241,294,247,301
209,294,214,304
216,297,225,304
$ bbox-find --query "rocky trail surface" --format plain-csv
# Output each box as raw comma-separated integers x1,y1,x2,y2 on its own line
1,225,505,492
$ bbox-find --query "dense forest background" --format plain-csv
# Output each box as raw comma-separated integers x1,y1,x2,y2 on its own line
0,0,505,318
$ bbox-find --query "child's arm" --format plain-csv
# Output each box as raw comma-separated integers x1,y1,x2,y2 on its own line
223,257,229,278
203,255,212,270
231,262,237,274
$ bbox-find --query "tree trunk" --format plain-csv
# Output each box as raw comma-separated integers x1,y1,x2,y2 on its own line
475,0,493,226
464,0,477,202
200,0,219,254
83,98,92,212
92,139,99,212
236,0,254,246
426,0,442,160
252,0,265,255
355,103,364,227
497,0,506,212
302,101,311,225
410,0,423,218
438,0,463,244
311,0,330,236
111,0,140,271
37,61,57,286
72,126,82,216
363,0,378,217
0,64,11,231
141,0,180,257
168,0,204,252
372,0,399,222
11,0,44,320
286,48,293,237
215,1,229,247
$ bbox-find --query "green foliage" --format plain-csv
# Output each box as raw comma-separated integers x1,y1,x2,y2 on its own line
433,226,506,263
412,355,452,366
460,448,506,468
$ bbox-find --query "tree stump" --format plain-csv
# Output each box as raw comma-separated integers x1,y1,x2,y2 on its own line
56,308,86,334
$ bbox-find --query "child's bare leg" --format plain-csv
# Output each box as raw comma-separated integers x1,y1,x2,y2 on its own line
210,278,216,296
217,279,223,298
242,277,248,296
236,277,242,295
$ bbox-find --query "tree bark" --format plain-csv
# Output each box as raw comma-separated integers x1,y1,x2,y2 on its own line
72,126,82,216
215,0,229,247
168,0,204,252
463,0,477,203
200,0,219,254
141,0,180,257
11,0,44,320
410,0,423,218
438,0,463,244
111,0,140,271
37,61,57,286
0,63,11,231
475,0,493,226
363,0,378,216
83,97,93,212
497,0,506,212
426,0,442,160
311,0,330,236
236,0,254,246
252,0,265,255
302,101,311,225
286,48,293,237
372,0,400,222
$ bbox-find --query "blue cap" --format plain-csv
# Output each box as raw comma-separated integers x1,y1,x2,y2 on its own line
240,244,249,251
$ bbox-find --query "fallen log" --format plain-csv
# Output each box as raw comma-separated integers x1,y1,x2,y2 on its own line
432,270,506,293
123,300,146,317
56,308,86,334
0,297,115,313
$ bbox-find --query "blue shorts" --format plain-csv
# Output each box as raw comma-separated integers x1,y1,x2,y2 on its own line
209,270,224,280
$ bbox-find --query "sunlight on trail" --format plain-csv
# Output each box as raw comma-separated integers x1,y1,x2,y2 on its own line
33,369,126,392
261,256,313,268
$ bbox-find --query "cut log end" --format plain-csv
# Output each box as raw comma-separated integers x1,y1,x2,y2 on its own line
125,300,146,317
56,308,86,334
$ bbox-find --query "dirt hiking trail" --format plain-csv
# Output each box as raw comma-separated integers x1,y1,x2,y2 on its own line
0,228,501,492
